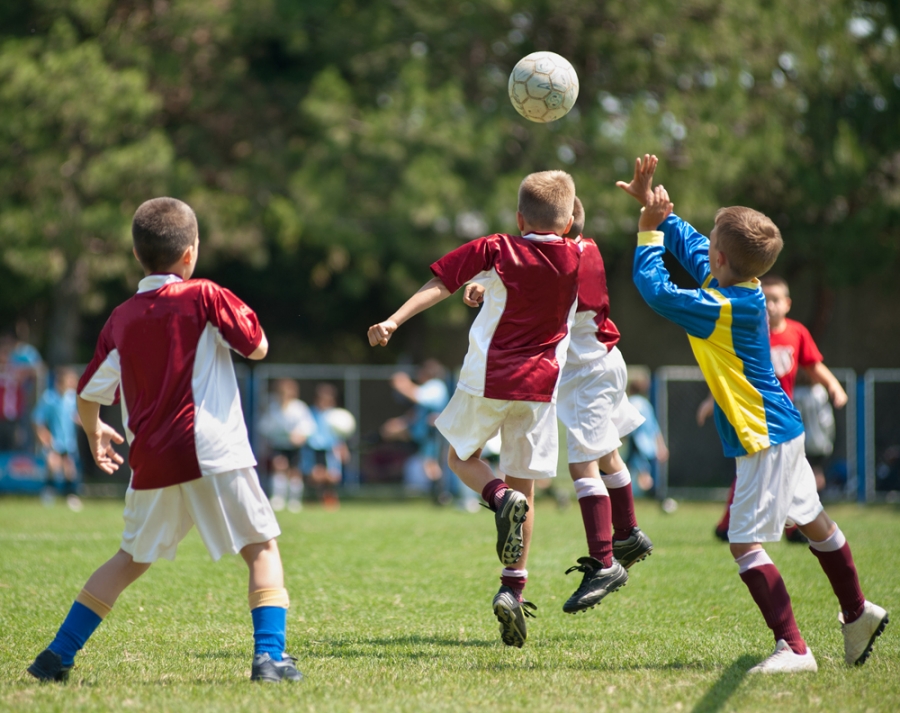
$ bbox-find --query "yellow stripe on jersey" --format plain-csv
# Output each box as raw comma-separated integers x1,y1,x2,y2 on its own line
688,288,770,453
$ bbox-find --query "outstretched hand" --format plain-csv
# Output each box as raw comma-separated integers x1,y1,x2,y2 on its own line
88,422,125,474
463,283,485,307
638,185,674,231
616,154,658,206
368,320,398,347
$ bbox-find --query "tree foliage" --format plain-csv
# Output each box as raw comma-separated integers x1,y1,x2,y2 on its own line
1,0,898,363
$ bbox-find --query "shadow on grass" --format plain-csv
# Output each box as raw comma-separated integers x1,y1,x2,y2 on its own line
690,655,755,713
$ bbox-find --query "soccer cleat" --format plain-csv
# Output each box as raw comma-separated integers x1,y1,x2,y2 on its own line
562,557,628,613
748,639,818,674
839,601,889,666
783,525,808,544
250,653,304,683
714,526,730,543
494,489,529,566
612,527,654,569
27,649,72,682
492,585,537,648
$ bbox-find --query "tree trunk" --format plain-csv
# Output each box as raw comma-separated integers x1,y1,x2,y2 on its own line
46,258,88,367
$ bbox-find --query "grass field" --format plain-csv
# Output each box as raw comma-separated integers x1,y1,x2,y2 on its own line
1,497,898,713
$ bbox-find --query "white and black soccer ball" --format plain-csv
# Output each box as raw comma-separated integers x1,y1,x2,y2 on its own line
508,51,579,123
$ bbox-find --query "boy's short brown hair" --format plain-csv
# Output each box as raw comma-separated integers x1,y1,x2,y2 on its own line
760,273,790,294
518,170,575,233
566,196,585,238
132,197,198,272
713,206,783,280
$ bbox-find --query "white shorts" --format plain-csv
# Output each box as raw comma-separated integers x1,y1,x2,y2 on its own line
435,389,558,479
121,468,281,563
728,435,823,544
557,348,645,463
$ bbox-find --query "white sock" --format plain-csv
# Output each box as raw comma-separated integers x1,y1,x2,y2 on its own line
734,548,774,573
573,477,609,499
808,526,846,553
600,468,631,490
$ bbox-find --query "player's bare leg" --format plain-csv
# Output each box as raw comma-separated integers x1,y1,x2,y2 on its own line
241,539,301,682
28,550,150,681
595,450,653,569
797,511,889,665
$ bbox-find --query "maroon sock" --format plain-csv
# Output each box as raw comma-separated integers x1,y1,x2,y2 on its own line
500,572,527,600
717,479,736,532
810,542,865,623
578,495,613,568
481,479,508,512
608,485,638,540
739,564,807,655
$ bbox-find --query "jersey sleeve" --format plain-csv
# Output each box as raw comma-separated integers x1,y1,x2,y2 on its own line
204,283,263,357
31,392,50,426
430,237,495,293
658,214,712,287
77,317,121,405
794,322,824,366
633,232,722,339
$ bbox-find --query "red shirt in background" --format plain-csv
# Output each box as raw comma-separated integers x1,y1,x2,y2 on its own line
768,317,823,399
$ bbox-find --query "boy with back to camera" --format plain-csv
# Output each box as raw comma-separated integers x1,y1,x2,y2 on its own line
464,196,653,614
699,274,849,541
27,198,302,684
621,155,888,673
368,170,581,647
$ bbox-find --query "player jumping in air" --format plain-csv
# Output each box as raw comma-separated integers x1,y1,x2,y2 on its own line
464,196,652,614
369,170,581,647
27,198,301,684
622,155,888,673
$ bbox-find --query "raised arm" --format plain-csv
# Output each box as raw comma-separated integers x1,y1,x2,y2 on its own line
368,277,452,347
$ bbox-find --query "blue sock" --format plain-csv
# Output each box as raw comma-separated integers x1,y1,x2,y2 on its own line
251,606,286,661
48,601,103,667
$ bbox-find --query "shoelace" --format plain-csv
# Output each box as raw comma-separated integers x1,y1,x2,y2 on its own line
564,561,597,577
520,599,538,619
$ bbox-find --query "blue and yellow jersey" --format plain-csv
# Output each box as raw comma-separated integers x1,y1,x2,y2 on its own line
633,214,804,458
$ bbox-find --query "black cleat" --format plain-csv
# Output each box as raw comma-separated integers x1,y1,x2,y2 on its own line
784,526,809,544
494,489,528,566
612,527,654,569
492,585,537,648
714,526,730,542
250,653,304,682
563,557,628,613
27,649,71,682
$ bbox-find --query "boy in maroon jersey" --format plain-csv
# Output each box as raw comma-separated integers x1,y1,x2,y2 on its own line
369,170,581,647
28,198,301,684
464,197,652,614
701,274,848,541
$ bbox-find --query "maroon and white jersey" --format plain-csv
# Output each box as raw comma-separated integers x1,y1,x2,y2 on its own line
566,237,621,368
431,232,580,403
78,274,263,490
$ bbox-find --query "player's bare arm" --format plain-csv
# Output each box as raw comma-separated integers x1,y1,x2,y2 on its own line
638,185,673,231
463,282,485,307
76,396,125,475
806,362,849,408
616,154,658,206
248,331,269,360
368,277,452,347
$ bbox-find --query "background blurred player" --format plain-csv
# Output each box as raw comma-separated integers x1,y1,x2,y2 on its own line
259,378,314,513
32,366,82,511
302,382,349,509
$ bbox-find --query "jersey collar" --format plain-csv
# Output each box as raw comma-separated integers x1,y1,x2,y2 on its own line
522,231,564,243
137,274,184,294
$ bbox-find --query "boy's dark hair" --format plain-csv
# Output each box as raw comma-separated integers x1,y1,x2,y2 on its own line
565,196,585,238
713,206,783,280
132,198,198,272
518,170,575,233
760,273,790,295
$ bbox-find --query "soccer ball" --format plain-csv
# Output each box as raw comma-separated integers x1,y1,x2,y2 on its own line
325,408,356,439
508,51,579,123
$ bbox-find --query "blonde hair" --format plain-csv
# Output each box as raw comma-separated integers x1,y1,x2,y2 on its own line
518,170,575,233
566,196,585,238
714,206,783,280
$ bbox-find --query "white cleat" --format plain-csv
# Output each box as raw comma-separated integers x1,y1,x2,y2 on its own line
748,639,818,674
840,601,889,666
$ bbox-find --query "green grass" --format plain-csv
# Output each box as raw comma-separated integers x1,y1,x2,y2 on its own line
1,497,898,712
